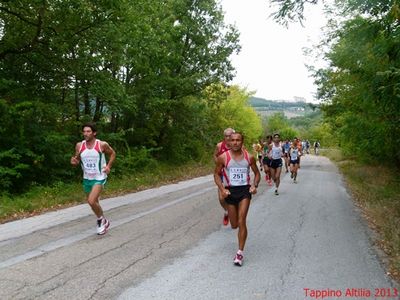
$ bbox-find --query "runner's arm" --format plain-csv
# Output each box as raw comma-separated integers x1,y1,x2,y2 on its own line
249,155,260,190
214,156,229,196
213,143,221,163
101,142,116,174
70,143,81,166
267,144,273,159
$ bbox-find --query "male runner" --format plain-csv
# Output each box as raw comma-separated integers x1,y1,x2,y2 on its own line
268,133,284,195
253,140,263,171
213,127,235,226
214,132,260,266
282,139,291,173
289,138,301,183
314,140,320,155
262,135,273,186
71,123,116,235
296,137,303,169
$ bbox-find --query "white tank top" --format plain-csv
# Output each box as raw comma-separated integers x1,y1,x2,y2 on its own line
79,139,107,180
271,143,282,160
290,147,299,160
222,150,251,187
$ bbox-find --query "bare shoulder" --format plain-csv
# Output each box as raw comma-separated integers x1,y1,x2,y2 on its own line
247,152,256,163
100,140,112,151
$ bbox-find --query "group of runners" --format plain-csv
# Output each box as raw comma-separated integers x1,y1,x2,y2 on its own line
253,136,306,189
70,123,319,268
212,128,322,266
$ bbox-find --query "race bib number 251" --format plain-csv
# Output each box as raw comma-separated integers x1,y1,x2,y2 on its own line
229,168,248,186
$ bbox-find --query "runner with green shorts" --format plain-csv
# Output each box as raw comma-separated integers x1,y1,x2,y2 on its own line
71,122,116,235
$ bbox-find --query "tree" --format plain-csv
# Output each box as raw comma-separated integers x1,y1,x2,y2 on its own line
0,0,242,193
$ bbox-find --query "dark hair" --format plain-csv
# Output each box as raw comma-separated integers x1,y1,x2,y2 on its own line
266,135,272,139
82,122,97,132
273,133,280,138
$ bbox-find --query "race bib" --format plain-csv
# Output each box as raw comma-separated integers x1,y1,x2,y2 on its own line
82,157,100,178
229,168,248,186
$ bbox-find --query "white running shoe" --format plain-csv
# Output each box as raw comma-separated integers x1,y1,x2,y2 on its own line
97,217,110,235
233,251,244,266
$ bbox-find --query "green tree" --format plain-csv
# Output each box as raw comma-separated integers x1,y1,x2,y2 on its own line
0,0,241,193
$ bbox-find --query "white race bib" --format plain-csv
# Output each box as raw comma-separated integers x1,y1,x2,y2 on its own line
229,168,248,186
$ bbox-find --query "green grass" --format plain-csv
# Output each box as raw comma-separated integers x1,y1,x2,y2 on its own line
0,159,214,224
322,148,400,282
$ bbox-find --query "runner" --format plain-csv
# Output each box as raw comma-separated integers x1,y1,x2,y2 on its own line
289,138,301,183
253,140,263,171
213,127,235,226
314,140,320,155
306,140,311,154
282,139,291,173
296,137,303,169
214,132,261,267
262,135,273,186
268,133,283,195
70,123,116,235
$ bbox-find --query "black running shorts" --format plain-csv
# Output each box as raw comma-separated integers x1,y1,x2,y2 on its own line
270,158,282,169
225,185,252,205
262,157,271,166
290,159,299,165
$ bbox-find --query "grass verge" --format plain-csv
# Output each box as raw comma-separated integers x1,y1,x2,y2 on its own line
0,159,214,224
321,148,400,283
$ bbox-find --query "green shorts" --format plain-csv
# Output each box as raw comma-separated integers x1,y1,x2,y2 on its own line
83,179,107,193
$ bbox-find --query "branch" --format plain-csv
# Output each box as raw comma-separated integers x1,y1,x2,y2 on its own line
0,4,44,60
0,6,39,27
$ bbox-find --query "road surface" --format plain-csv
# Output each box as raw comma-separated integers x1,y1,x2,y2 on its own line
0,155,397,300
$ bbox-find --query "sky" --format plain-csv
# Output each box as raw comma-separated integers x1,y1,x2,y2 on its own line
220,0,329,102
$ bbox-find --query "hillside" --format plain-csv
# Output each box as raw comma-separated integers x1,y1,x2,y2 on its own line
248,96,315,118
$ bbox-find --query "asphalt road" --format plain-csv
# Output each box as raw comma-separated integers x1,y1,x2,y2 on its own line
0,155,397,300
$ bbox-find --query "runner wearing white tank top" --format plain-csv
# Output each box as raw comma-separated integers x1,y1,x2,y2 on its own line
269,134,283,195
71,123,116,235
214,132,260,267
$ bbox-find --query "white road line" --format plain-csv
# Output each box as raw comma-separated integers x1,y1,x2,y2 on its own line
0,186,214,270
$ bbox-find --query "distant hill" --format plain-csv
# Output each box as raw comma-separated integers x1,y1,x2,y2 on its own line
248,96,316,119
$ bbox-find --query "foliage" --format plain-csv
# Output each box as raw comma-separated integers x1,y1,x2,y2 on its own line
269,0,319,26
272,0,400,164
217,86,263,147
263,112,299,140
0,0,257,193
314,2,400,163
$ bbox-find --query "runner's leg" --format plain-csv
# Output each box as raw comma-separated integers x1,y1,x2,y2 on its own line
237,198,251,251
275,167,282,189
270,167,276,184
87,184,104,218
227,204,239,229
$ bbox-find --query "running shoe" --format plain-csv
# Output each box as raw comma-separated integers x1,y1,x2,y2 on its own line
233,252,244,267
290,172,294,179
275,189,279,195
293,179,297,184
97,217,110,235
223,213,229,226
